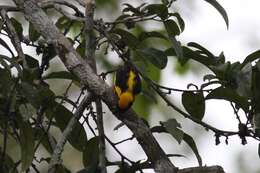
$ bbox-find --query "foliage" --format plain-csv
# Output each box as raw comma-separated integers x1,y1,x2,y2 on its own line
0,0,259,172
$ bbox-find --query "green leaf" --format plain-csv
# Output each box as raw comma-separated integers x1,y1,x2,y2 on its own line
69,121,88,150
20,82,55,110
256,59,260,71
0,68,12,96
49,104,87,151
0,55,11,71
115,166,133,173
20,82,40,108
96,0,118,9
164,19,180,36
252,64,260,113
203,0,229,29
204,75,217,82
43,71,79,82
0,152,18,173
241,50,260,68
29,22,40,42
25,54,39,69
56,16,71,30
210,62,231,80
161,0,169,5
19,120,35,171
112,28,139,49
182,91,205,120
76,40,86,57
22,54,40,81
162,119,184,144
137,48,168,69
252,64,260,134
83,137,99,171
136,58,161,86
166,46,218,68
138,31,168,42
206,87,249,111
56,165,71,173
34,128,55,154
187,42,215,58
38,86,56,107
122,3,143,15
70,21,84,37
174,61,190,75
10,17,23,39
19,103,36,121
183,133,202,166
144,4,168,19
0,54,23,75
170,13,185,32
76,169,92,173
133,82,157,119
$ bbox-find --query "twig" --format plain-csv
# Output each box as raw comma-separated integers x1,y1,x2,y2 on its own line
40,0,84,17
48,94,93,173
84,111,97,137
53,4,84,21
72,87,86,112
150,79,212,94
114,135,135,145
31,163,40,173
230,102,241,124
0,6,20,12
150,82,238,137
105,15,161,26
98,69,117,80
104,134,134,164
89,112,134,164
0,9,27,68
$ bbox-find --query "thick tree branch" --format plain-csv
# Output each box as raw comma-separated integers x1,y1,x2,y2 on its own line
13,0,177,172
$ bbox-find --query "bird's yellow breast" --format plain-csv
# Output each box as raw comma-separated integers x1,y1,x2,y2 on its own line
127,70,136,91
118,91,134,110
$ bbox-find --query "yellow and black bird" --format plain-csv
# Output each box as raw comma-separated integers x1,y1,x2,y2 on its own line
114,63,142,112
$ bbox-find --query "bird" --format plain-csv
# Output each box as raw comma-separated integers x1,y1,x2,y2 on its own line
114,63,141,112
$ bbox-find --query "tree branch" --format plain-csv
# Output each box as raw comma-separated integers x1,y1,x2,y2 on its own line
0,9,26,67
14,0,177,172
178,165,225,173
48,94,93,173
84,0,107,172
